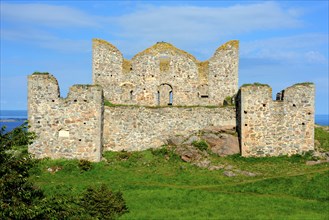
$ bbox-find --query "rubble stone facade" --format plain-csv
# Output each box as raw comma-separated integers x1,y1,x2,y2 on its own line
92,39,239,106
28,74,103,162
28,39,315,161
238,83,315,157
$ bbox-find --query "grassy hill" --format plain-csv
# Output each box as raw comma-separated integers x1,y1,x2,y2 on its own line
28,126,329,219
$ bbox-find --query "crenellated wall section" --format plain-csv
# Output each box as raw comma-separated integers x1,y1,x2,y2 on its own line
28,73,104,162
238,83,315,157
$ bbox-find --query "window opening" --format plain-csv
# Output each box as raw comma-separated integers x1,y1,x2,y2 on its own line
130,90,133,100
169,91,173,105
157,91,160,105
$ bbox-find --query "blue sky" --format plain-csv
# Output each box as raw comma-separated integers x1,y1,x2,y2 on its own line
1,1,328,114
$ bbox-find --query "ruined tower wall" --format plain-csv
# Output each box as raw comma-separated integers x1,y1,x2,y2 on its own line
239,83,314,157
92,39,239,107
103,106,236,151
208,41,239,104
28,74,104,162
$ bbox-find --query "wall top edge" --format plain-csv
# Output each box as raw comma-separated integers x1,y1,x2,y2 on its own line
93,38,239,62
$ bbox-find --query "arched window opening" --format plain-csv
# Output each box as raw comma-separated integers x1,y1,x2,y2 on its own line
169,91,173,105
158,83,173,106
130,90,133,100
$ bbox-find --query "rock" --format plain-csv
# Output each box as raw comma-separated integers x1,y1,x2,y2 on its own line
306,160,329,165
193,159,211,168
47,166,62,173
223,171,236,177
167,135,185,146
202,132,239,156
202,125,236,133
201,133,221,148
175,145,202,162
181,155,191,162
208,164,225,170
224,165,234,170
238,170,257,177
183,135,199,145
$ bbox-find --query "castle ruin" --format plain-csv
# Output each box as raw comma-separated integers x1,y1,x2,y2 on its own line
28,39,315,161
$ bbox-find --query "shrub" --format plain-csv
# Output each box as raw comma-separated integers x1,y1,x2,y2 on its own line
0,122,36,149
78,159,93,172
117,150,132,160
223,96,234,106
0,123,45,219
151,146,169,157
151,146,180,161
80,184,129,220
192,140,209,151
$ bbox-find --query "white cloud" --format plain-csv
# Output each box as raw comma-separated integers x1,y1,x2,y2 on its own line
1,3,99,28
112,2,303,42
0,1,306,56
305,51,327,64
1,29,90,53
240,34,328,64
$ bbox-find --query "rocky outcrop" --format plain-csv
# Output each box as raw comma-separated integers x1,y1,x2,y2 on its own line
168,125,239,157
166,126,257,177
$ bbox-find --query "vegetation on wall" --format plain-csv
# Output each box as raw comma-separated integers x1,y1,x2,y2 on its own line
241,82,270,87
293,82,314,86
32,72,50,75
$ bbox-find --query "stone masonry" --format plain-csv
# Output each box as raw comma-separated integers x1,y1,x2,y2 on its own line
92,39,239,106
238,83,315,157
103,106,236,151
28,39,315,161
28,74,103,162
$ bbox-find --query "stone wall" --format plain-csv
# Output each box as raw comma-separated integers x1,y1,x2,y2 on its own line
239,83,315,157
103,106,236,151
93,39,239,106
28,73,104,162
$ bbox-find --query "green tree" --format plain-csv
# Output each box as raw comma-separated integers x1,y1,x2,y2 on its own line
80,184,129,220
0,123,44,219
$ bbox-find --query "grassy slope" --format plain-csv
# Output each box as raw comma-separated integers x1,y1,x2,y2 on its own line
30,127,329,219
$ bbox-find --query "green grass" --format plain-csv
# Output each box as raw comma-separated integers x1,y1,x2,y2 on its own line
29,127,329,219
315,126,329,151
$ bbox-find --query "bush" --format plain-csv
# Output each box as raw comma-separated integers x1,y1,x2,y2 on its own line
223,96,234,106
192,140,209,151
151,146,169,157
0,122,36,149
117,150,132,160
0,123,45,219
78,159,93,172
80,184,129,220
151,146,180,161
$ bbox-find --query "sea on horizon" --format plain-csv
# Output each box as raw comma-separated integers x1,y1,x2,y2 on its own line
0,110,328,133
